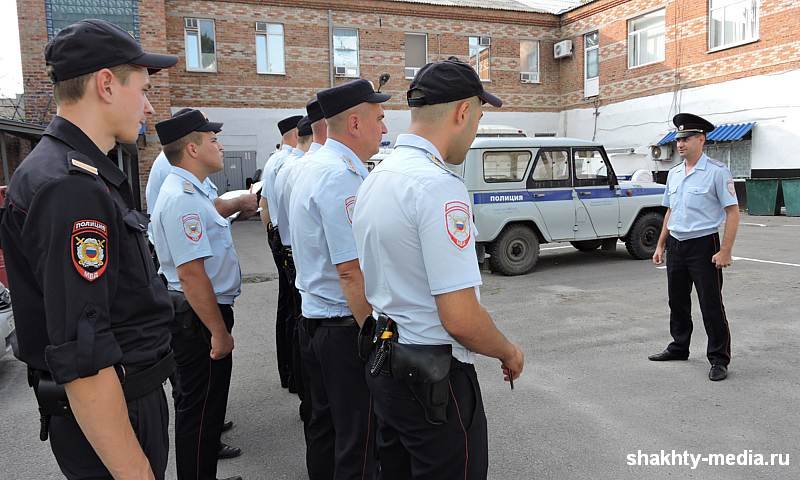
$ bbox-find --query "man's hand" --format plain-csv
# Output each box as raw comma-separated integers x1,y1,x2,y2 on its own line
712,249,733,269
210,331,234,359
500,342,524,382
236,193,259,220
652,245,665,265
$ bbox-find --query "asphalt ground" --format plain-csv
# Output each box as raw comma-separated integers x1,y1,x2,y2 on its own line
1,214,799,479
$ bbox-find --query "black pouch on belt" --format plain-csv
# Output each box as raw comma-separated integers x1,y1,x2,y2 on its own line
168,290,195,330
357,315,377,362
390,343,453,425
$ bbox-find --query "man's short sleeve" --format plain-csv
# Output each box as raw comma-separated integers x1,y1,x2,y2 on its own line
662,170,672,208
416,178,482,295
318,170,362,265
27,177,122,384
714,166,738,208
160,194,213,267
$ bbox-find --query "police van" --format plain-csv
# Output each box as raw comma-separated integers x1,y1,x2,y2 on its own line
451,136,667,276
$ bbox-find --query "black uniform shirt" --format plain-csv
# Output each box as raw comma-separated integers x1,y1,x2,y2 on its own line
0,116,173,384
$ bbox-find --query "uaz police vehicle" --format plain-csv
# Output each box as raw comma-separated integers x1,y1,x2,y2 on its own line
451,136,666,276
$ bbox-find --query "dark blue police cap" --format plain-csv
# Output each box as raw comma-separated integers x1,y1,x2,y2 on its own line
306,99,324,124
407,58,502,108
316,79,391,119
297,117,312,137
673,113,715,139
156,109,222,146
278,115,304,135
45,19,177,83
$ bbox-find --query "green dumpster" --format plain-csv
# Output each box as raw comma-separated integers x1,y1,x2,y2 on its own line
782,178,800,217
745,179,781,216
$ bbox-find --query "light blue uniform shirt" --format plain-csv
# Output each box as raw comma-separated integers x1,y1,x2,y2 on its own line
274,142,323,246
263,145,294,226
662,153,738,241
352,134,482,364
151,167,242,304
288,139,366,318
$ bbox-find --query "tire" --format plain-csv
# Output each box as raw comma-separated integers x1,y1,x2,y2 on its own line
625,212,664,260
488,225,540,276
570,240,602,252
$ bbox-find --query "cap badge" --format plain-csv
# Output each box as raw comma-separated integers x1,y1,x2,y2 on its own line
678,125,684,131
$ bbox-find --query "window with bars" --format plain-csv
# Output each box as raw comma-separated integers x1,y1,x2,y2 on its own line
628,9,665,68
185,18,217,72
709,0,759,50
45,0,139,39
256,22,285,74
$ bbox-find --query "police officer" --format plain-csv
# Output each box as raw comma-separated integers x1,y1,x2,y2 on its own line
259,114,303,390
151,110,243,480
288,79,387,479
0,19,177,480
650,113,740,382
351,59,525,479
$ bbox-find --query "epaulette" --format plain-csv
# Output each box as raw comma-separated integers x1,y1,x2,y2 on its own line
342,155,359,175
707,157,726,168
66,151,98,176
182,180,196,194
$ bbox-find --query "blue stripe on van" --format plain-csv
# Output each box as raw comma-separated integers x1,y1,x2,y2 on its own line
473,187,665,204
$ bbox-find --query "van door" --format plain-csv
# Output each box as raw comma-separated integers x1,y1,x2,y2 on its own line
572,147,621,238
526,148,575,241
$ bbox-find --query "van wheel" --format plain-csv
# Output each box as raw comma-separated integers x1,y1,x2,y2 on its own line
625,212,664,260
570,240,602,252
488,225,540,276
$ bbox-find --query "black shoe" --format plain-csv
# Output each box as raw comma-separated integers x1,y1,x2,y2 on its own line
218,477,242,480
709,364,728,381
218,443,242,460
222,420,234,433
648,349,689,361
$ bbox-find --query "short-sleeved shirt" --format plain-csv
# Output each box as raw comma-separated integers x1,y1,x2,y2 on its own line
274,142,323,246
152,167,242,304
662,154,738,241
352,134,482,364
0,116,173,383
288,139,366,318
262,145,294,226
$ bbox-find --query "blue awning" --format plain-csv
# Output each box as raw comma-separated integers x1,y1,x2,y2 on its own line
657,122,755,145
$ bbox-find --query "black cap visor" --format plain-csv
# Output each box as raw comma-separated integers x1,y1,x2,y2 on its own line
130,51,179,75
365,92,391,104
675,130,704,139
196,122,223,134
478,90,503,108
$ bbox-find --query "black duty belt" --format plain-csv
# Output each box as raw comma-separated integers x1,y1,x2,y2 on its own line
307,316,356,327
116,351,176,401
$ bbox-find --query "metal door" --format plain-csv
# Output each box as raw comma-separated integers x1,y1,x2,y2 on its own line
208,151,257,194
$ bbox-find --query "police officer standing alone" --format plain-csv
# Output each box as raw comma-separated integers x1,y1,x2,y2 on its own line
352,59,525,479
288,80,387,479
151,110,243,480
0,19,177,479
650,113,740,382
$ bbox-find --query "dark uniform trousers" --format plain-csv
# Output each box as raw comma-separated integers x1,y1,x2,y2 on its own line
172,304,235,480
299,317,377,480
283,248,308,419
267,225,294,388
49,387,170,480
666,233,732,366
366,358,488,480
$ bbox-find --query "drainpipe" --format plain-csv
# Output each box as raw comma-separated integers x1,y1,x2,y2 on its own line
328,10,334,87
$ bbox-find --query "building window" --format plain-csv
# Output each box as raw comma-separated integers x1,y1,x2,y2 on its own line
405,33,427,79
628,9,665,68
256,22,285,75
519,40,539,83
468,36,491,81
333,27,359,78
585,32,599,80
45,0,139,39
185,18,217,72
704,141,752,178
709,0,759,50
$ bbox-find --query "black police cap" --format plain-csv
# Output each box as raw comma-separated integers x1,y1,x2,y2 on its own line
407,58,502,108
45,19,178,83
156,109,223,146
316,79,391,119
673,113,715,139
278,115,304,135
297,117,312,137
306,99,324,124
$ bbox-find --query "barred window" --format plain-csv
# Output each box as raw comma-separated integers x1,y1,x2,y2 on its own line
45,0,139,39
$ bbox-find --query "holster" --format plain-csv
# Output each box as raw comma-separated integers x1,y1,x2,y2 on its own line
390,343,453,425
357,315,377,362
168,290,196,331
28,368,70,441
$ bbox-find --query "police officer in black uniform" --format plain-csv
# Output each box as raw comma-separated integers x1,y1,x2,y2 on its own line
0,19,177,480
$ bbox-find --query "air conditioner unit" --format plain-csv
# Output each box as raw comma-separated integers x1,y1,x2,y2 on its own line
650,145,672,160
255,21,268,33
334,66,348,77
479,36,491,47
405,67,420,78
184,18,198,29
520,72,539,83
553,40,573,59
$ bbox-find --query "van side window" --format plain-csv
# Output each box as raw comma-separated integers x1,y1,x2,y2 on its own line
528,149,571,189
573,148,613,187
483,151,532,183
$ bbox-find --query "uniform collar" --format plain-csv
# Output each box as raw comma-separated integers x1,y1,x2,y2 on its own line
171,166,214,197
681,153,708,175
280,144,293,152
395,133,460,179
324,138,369,178
291,147,305,157
308,142,323,154
44,115,128,187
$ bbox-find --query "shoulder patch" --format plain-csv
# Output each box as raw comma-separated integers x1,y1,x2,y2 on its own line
71,220,109,282
444,201,471,249
727,178,737,197
182,213,203,242
345,196,356,224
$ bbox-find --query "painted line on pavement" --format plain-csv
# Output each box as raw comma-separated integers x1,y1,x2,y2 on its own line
742,222,767,227
732,256,800,268
541,245,574,251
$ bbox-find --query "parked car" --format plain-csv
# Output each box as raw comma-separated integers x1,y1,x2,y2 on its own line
475,124,528,138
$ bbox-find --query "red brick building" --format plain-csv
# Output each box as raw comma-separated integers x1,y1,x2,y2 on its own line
12,0,800,202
